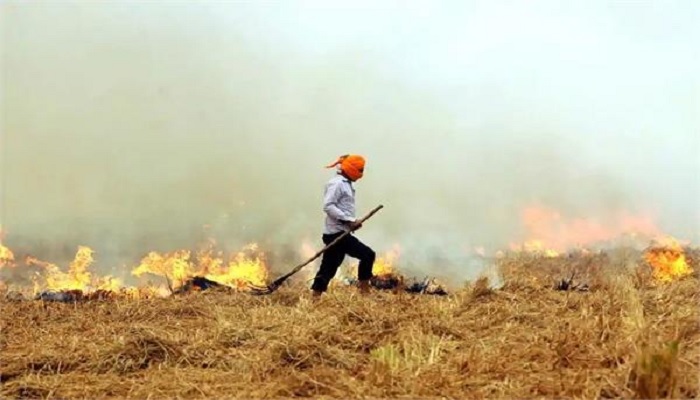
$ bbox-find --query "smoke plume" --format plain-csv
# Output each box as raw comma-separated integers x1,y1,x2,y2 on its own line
1,2,698,283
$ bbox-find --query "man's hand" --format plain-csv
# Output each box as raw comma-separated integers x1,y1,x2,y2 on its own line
348,220,363,231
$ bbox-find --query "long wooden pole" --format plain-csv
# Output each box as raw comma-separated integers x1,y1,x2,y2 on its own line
252,204,384,294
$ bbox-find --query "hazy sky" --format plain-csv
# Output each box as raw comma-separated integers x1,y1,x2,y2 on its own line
1,1,698,279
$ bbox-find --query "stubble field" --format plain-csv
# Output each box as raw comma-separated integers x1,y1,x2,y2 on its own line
1,251,698,399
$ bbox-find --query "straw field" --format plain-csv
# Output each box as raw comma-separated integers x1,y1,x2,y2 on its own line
1,251,698,399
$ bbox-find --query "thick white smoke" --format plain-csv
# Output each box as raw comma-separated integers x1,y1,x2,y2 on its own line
1,2,698,284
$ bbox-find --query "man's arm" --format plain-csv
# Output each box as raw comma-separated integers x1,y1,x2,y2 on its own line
323,182,355,222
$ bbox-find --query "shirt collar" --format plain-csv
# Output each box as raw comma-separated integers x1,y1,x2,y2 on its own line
337,172,352,183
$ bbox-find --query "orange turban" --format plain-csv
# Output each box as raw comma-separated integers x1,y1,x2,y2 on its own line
325,154,365,181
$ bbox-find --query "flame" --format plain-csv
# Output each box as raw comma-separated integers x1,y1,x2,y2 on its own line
511,205,661,255
26,246,151,296
197,238,225,276
644,237,693,282
0,243,14,267
28,246,97,292
4,233,269,296
131,243,268,290
95,275,124,292
205,243,268,289
373,245,400,277
347,245,401,279
132,250,193,286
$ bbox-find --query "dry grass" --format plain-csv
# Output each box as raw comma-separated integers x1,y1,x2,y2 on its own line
1,252,698,399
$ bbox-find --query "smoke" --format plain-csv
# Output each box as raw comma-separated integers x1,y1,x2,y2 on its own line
1,2,698,283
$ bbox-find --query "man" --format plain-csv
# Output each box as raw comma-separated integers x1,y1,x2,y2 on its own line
311,154,376,297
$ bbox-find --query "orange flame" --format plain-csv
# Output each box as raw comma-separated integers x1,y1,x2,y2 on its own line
28,246,118,293
511,205,661,255
131,243,268,290
0,243,14,267
347,245,401,278
27,246,93,290
644,237,693,282
206,243,268,289
373,245,400,277
132,249,193,286
94,275,125,292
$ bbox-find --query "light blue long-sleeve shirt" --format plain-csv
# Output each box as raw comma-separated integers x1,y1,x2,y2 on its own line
322,174,357,234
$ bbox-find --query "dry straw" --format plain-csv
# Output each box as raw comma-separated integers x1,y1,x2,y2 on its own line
1,250,698,399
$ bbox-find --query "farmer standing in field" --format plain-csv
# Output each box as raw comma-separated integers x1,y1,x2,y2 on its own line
311,154,376,297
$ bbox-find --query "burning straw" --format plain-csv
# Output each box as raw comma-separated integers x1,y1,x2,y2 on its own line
1,249,698,399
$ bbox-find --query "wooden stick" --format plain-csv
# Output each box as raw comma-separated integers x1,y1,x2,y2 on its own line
252,204,384,294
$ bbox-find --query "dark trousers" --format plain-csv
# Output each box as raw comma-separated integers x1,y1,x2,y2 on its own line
311,232,376,292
